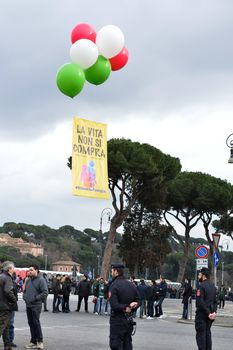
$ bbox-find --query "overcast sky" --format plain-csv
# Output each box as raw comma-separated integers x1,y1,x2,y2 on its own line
0,1,233,249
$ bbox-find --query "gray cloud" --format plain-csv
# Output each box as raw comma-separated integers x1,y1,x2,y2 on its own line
1,1,233,140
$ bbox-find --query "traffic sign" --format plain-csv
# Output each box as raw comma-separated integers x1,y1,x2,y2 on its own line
213,251,220,267
195,245,209,259
196,258,208,270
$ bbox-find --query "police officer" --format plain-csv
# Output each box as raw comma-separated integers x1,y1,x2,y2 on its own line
109,264,140,350
195,267,217,350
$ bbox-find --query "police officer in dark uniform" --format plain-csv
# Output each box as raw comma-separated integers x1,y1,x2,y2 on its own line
195,267,217,350
109,264,140,350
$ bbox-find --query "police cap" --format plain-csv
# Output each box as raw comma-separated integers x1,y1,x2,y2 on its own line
111,263,125,269
200,267,210,277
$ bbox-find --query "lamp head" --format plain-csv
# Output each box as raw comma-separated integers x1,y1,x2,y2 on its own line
228,148,233,163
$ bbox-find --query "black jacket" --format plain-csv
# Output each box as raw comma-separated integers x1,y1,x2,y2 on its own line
147,284,158,301
196,279,217,318
62,281,71,297
158,281,167,297
109,275,140,315
52,277,62,295
0,271,18,311
76,279,91,297
182,282,192,303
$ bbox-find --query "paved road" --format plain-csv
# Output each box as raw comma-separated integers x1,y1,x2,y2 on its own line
2,295,232,350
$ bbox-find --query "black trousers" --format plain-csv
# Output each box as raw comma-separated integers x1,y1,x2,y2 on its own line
110,316,133,350
219,298,225,308
0,310,11,346
26,306,43,344
62,295,70,311
77,296,88,311
147,300,154,317
195,317,213,350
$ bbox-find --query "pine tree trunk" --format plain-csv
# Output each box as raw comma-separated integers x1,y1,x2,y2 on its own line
100,222,117,280
177,230,190,282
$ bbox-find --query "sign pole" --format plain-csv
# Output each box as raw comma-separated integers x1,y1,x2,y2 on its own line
214,265,217,288
212,232,221,288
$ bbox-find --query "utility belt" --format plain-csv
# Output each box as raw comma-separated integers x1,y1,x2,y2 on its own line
111,310,136,335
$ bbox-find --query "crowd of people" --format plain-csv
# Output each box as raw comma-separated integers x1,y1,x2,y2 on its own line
0,259,231,350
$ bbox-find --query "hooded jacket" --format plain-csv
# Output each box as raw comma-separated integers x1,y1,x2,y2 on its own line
23,273,48,307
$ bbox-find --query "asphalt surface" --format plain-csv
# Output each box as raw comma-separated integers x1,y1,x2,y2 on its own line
1,295,232,350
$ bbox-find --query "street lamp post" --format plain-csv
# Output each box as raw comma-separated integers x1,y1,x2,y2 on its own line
226,133,233,163
212,232,221,287
99,208,113,276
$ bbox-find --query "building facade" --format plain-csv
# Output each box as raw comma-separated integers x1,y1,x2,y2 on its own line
51,260,81,273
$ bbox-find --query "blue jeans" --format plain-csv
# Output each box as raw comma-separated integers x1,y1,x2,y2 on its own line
139,299,145,318
9,311,15,342
155,297,165,316
97,297,106,314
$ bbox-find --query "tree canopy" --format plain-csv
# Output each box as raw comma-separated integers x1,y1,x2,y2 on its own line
164,171,233,281
101,138,181,279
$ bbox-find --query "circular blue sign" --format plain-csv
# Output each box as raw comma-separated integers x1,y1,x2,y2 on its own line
195,245,209,258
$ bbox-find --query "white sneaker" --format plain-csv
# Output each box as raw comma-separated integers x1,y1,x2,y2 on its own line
146,316,154,319
158,314,166,319
24,343,37,349
37,342,44,349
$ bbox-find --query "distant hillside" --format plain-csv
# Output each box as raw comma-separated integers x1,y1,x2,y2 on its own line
0,222,122,273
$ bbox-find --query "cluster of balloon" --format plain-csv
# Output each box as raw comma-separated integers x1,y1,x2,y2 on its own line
56,23,129,98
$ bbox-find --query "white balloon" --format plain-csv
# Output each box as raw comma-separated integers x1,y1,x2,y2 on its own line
96,25,125,59
70,39,98,69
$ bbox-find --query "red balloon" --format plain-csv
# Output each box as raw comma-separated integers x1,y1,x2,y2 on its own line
71,23,96,44
109,47,129,71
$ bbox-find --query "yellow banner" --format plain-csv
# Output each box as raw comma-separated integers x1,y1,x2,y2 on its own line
72,117,109,199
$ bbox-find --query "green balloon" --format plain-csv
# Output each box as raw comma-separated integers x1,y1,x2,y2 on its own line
56,63,85,98
85,56,111,85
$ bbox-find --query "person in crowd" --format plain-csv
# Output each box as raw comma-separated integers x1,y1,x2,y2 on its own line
195,267,217,350
137,279,147,318
109,264,140,350
181,278,192,319
17,276,23,293
0,261,18,350
23,264,48,349
61,276,71,313
92,276,100,314
71,278,77,295
130,276,137,286
218,284,227,309
9,271,18,348
155,276,167,318
51,274,62,313
75,275,91,312
146,280,158,319
93,277,108,315
104,280,111,315
42,273,49,312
